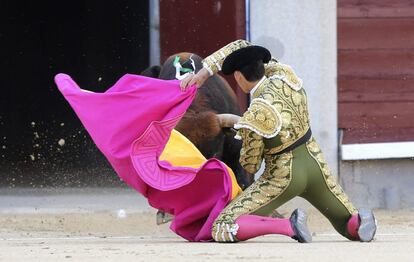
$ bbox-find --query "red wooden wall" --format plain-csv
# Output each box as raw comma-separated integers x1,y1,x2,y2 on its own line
159,0,247,110
338,0,414,144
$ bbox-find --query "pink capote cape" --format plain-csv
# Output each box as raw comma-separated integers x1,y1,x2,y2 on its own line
54,73,235,241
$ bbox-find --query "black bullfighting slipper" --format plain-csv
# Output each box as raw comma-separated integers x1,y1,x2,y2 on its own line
358,209,377,242
290,208,312,243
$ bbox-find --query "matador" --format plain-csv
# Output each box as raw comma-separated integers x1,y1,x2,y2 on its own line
181,40,377,243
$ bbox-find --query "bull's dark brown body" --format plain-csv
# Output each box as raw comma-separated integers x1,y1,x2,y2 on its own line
141,53,253,189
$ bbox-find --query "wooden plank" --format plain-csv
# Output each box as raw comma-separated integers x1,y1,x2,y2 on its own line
338,79,414,102
338,0,414,18
341,127,414,144
338,50,414,78
338,18,414,49
339,102,414,129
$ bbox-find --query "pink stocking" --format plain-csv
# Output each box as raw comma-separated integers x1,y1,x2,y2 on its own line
347,214,360,239
235,214,294,241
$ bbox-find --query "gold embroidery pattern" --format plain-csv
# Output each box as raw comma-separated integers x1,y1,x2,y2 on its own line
212,152,293,242
239,129,264,174
202,39,251,74
256,79,310,154
235,98,282,138
306,137,357,215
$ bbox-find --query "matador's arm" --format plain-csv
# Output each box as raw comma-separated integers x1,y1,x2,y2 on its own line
235,98,282,174
181,39,287,89
237,128,264,174
202,39,252,75
202,40,285,78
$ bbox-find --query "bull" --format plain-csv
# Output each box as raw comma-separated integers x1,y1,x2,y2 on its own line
141,53,254,190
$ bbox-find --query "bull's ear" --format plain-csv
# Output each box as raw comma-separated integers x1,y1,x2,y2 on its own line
140,65,162,78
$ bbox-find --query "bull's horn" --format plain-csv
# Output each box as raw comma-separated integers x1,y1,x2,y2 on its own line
217,114,240,128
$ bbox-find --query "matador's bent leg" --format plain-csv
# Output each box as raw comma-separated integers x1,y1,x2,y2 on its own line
211,152,311,243
300,138,376,241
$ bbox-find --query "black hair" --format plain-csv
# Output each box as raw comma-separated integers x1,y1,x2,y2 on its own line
238,60,265,82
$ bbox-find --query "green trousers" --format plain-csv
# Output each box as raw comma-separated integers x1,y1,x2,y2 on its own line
212,137,358,242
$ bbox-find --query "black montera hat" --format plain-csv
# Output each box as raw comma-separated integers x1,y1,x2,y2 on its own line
222,45,271,75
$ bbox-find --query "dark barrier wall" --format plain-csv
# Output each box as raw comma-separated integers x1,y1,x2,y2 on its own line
0,1,149,187
159,0,247,110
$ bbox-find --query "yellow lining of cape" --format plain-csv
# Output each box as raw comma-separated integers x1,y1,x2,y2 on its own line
160,129,242,200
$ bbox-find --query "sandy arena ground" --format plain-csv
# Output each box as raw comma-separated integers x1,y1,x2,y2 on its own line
0,188,413,261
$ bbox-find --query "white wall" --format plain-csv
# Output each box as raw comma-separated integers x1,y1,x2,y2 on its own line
249,0,338,175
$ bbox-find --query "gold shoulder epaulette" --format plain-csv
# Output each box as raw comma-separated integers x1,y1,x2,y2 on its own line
234,98,282,138
266,62,303,91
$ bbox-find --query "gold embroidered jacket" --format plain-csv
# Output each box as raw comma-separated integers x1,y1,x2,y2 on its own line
203,40,311,174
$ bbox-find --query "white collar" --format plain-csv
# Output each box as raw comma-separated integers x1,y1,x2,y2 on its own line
249,76,266,97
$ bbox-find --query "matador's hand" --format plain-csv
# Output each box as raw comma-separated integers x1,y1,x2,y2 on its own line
180,68,210,91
